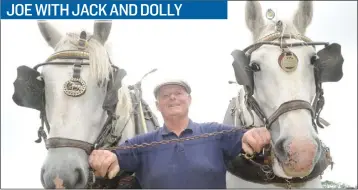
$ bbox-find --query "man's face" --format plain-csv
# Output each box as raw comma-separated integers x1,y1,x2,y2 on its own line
156,84,191,118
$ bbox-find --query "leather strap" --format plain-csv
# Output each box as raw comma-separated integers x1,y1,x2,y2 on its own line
73,62,82,78
45,137,94,155
268,100,315,128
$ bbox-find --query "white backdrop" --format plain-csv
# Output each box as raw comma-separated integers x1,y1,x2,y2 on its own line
1,1,357,188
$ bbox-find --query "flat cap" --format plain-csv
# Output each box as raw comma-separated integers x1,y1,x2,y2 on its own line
153,79,191,98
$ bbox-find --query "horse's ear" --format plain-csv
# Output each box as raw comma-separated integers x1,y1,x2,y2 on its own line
245,1,265,40
37,20,62,49
293,1,313,35
93,20,112,45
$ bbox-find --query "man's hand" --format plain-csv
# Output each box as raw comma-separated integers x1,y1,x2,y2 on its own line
242,127,271,155
88,150,120,179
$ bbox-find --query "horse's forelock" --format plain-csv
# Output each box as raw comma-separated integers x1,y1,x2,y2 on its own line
257,19,303,42
54,31,113,86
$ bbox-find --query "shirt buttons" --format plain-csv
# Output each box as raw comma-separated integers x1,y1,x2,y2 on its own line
177,142,184,152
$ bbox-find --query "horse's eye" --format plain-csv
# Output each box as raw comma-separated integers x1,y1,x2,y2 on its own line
250,62,261,72
311,55,319,65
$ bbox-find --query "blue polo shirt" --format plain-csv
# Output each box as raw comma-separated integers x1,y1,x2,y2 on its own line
113,120,246,188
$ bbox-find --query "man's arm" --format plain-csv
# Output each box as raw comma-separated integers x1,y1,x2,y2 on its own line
220,124,247,159
112,137,141,173
206,122,248,159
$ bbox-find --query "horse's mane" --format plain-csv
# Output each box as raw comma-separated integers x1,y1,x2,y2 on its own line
113,85,134,137
54,31,113,86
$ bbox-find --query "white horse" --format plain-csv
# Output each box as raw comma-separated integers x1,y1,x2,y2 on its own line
223,1,343,189
12,20,159,189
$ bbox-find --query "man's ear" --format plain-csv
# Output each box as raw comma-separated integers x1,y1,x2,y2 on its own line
188,94,192,106
155,100,160,111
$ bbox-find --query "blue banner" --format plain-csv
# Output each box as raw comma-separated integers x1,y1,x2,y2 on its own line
1,0,228,19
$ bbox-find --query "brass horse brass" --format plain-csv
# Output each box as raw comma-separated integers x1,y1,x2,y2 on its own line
278,52,298,72
63,77,87,97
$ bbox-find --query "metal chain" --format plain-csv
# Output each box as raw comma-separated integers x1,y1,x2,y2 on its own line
87,128,248,188
99,127,249,151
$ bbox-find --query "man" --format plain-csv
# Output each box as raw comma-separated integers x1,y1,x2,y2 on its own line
89,79,271,188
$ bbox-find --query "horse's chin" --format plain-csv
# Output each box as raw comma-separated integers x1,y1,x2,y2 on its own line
272,156,313,179
269,143,294,179
272,157,293,179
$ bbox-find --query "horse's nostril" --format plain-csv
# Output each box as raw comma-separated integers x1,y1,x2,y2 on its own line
74,168,87,188
75,168,83,186
314,138,322,161
41,168,88,189
315,138,322,149
274,138,287,161
41,168,46,188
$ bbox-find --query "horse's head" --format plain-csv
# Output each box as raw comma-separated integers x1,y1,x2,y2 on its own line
233,1,344,179
15,20,128,188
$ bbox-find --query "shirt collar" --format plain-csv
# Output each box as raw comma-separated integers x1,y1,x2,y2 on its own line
161,119,194,136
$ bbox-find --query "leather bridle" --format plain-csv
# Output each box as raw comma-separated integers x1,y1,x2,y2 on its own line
239,22,330,133
31,32,128,188
34,53,122,155
228,21,334,188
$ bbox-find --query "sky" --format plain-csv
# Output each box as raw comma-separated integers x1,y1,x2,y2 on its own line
1,1,357,188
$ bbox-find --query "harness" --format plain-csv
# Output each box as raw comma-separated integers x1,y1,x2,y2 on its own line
225,20,343,188
12,21,343,189
12,31,159,188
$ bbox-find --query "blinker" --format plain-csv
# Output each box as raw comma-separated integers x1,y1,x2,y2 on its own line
12,65,45,111
315,43,344,82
